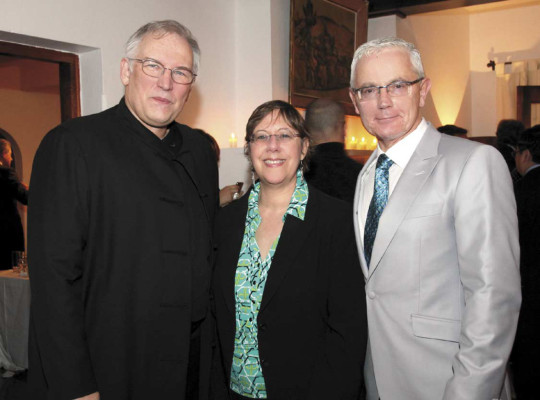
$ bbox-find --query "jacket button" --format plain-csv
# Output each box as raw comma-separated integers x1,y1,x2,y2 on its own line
259,323,267,332
368,291,376,299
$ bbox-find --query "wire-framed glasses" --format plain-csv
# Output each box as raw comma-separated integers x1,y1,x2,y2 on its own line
351,78,423,102
250,131,301,144
128,58,196,85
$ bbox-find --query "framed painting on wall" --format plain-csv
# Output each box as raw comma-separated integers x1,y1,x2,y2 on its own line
289,0,367,115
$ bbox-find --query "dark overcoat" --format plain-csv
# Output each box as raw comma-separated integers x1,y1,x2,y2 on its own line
211,186,367,400
512,167,540,398
28,99,218,400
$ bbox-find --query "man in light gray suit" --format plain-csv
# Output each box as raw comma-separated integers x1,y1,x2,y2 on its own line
349,37,521,400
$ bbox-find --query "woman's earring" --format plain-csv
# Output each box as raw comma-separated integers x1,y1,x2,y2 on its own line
252,170,256,186
300,160,305,182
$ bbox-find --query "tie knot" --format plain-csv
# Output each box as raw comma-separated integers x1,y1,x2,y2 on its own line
376,153,393,171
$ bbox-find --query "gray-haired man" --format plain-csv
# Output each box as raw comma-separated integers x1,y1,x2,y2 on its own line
29,20,218,400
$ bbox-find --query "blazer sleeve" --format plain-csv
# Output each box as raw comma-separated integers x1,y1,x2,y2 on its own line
443,145,521,399
308,208,367,400
28,126,98,399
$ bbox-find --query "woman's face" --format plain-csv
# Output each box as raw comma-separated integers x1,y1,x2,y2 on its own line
249,110,308,191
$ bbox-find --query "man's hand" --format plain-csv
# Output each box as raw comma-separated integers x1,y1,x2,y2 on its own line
75,392,99,400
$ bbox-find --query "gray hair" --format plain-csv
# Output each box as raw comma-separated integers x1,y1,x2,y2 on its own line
125,20,201,74
350,37,425,87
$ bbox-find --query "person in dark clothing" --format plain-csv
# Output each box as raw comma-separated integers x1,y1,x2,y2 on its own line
28,20,218,400
495,119,525,183
436,124,468,138
512,124,540,400
0,138,28,270
304,98,362,203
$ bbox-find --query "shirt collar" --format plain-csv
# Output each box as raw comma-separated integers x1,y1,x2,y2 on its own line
525,163,540,175
248,169,309,222
376,118,428,169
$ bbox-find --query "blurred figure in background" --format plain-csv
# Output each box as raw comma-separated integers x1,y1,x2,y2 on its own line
496,119,525,183
437,124,468,138
0,138,28,270
304,98,362,203
511,124,540,400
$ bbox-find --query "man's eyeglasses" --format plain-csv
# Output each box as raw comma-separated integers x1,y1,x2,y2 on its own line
128,58,196,85
250,132,301,144
351,78,424,102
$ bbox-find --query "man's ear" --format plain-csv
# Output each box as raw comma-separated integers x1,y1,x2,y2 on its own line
523,149,533,163
120,58,131,86
419,77,431,108
349,89,361,115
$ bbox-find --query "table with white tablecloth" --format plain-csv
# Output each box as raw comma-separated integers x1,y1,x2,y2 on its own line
0,269,30,372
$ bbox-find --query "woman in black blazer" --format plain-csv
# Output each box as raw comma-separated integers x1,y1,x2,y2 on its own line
211,101,367,400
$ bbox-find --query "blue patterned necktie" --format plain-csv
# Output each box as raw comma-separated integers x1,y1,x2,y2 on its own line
364,154,394,268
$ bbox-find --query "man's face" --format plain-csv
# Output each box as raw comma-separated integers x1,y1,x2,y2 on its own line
0,147,12,167
121,32,194,138
349,48,431,151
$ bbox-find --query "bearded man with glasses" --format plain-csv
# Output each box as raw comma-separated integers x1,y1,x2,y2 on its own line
28,20,218,400
349,37,521,400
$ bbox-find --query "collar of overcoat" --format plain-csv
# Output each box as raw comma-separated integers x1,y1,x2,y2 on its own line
115,97,211,222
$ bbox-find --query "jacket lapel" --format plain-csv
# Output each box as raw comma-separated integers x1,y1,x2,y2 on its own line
259,187,319,313
368,126,442,278
354,151,378,278
218,196,250,315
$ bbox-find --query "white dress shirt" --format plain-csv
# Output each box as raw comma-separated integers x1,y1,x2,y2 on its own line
358,119,428,242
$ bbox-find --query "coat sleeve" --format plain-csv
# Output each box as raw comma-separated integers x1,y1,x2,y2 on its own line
6,168,28,205
28,126,97,399
308,210,367,400
443,145,521,399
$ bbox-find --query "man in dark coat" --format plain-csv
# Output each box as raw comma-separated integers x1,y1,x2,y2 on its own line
512,124,540,400
0,138,28,270
304,98,362,203
28,20,218,400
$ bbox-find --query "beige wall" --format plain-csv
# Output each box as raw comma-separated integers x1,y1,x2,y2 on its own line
0,88,61,184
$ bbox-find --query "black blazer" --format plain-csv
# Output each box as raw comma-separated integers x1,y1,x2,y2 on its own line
212,185,367,400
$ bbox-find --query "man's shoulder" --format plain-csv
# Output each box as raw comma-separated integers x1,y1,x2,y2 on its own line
49,105,119,139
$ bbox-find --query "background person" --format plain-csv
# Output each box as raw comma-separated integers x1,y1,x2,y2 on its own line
28,20,218,400
349,37,520,400
0,138,28,270
496,119,525,183
211,100,366,399
304,98,362,203
511,124,540,400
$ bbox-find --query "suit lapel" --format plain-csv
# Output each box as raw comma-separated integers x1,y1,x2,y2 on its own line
368,127,442,278
259,188,319,313
354,151,378,278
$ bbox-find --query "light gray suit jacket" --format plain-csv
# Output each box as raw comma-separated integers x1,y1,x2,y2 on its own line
353,125,521,400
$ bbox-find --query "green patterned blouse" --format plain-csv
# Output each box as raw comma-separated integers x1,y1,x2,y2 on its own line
230,169,308,398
